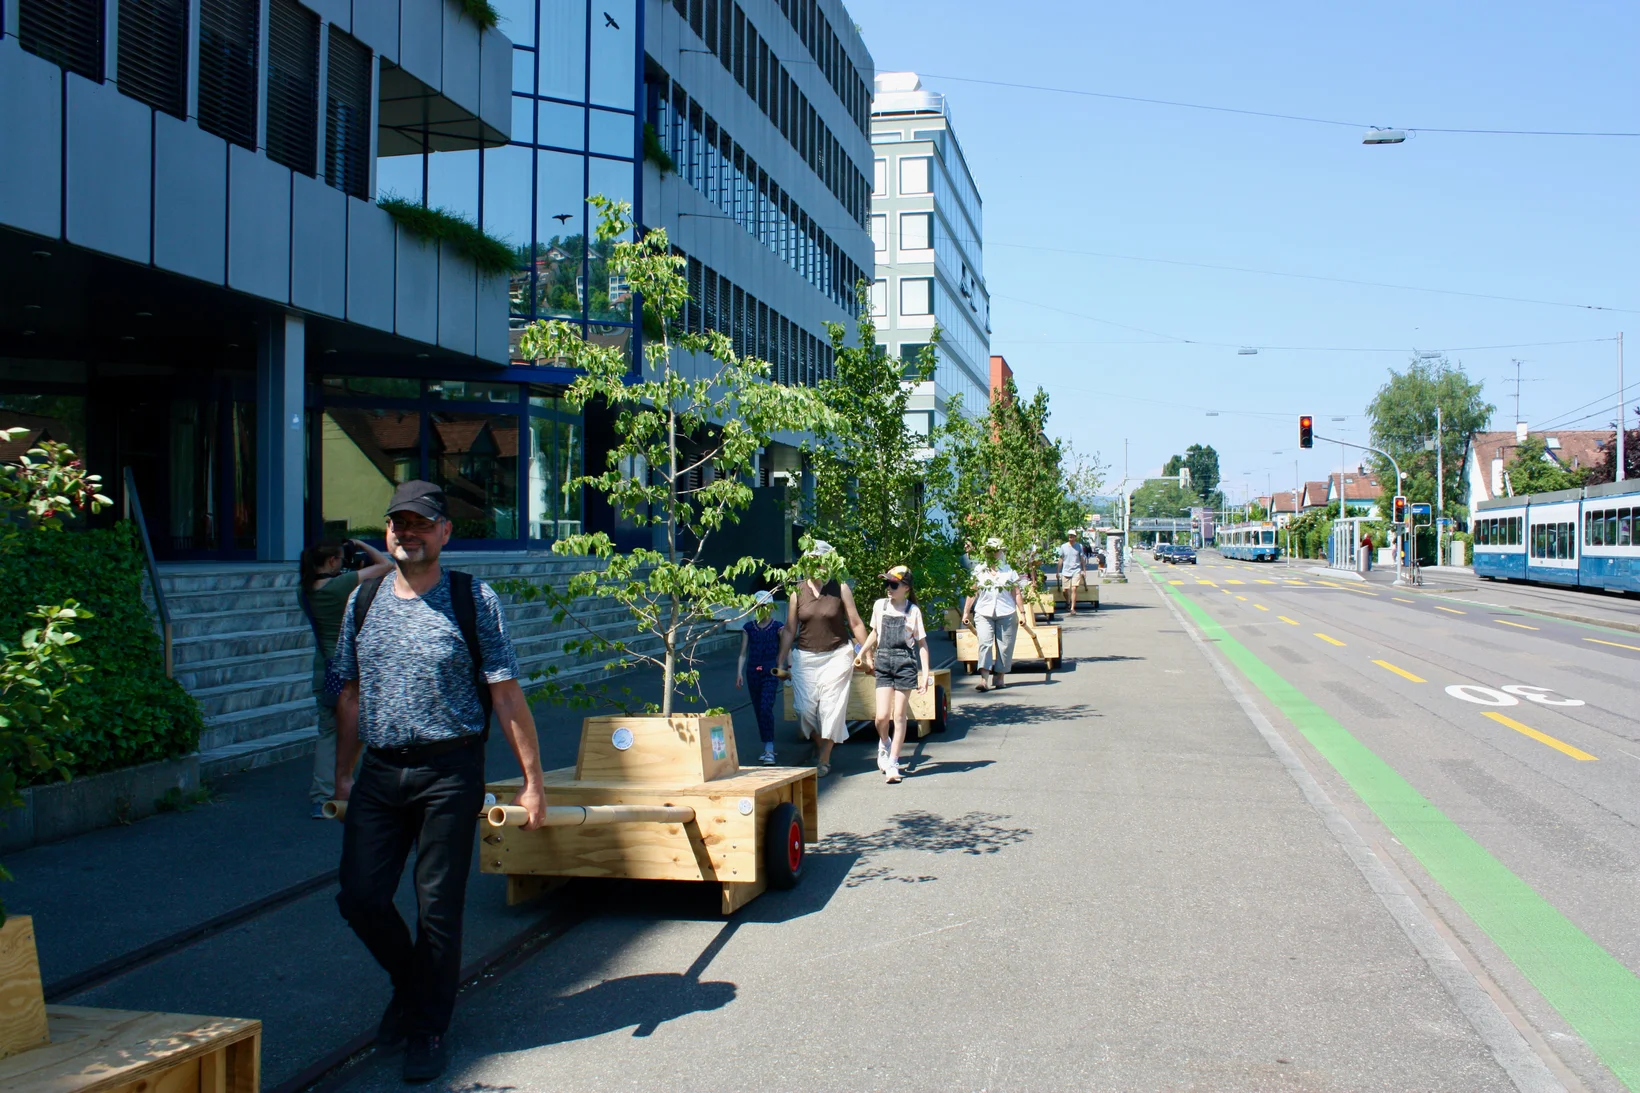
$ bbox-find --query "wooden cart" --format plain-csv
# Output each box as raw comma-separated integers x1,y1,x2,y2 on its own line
0,915,262,1093
1046,575,1099,611
780,667,952,739
483,714,818,915
955,616,1062,674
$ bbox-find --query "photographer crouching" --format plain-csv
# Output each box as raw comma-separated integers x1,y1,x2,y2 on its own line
330,481,546,1082
299,537,395,818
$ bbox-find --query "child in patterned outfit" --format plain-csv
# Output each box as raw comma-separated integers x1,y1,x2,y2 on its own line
736,590,784,765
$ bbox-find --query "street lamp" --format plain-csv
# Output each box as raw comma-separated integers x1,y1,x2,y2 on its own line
1364,127,1408,144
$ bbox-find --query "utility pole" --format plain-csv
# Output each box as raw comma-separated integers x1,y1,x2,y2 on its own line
1511,359,1524,427
1435,404,1444,565
1619,333,1627,482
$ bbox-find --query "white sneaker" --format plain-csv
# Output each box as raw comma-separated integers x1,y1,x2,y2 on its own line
884,761,903,784
759,745,776,766
876,740,890,772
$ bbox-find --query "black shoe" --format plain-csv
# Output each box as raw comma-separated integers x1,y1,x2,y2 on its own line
376,994,408,1049
403,1034,448,1083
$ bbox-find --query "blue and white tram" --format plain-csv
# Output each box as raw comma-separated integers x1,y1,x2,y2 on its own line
1215,522,1283,562
1471,478,1640,593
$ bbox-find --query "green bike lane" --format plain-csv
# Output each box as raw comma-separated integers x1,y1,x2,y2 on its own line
1144,560,1640,1093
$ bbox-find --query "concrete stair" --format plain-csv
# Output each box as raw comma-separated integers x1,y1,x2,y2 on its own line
158,555,738,779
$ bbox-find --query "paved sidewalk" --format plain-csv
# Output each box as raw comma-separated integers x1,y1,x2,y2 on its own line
4,624,952,1089
319,581,1519,1092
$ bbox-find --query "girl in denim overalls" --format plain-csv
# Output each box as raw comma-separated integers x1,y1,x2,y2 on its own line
856,565,930,784
735,590,784,765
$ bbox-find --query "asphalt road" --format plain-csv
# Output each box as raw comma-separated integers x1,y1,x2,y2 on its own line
1153,550,1640,1093
333,579,1539,1093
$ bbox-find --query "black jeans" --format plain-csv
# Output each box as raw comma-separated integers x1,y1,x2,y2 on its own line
336,741,486,1037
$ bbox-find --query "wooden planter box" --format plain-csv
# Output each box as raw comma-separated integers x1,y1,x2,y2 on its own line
0,916,260,1093
955,619,1062,673
780,668,952,739
483,714,818,915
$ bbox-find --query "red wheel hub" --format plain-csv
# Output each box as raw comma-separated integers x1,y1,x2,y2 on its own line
787,819,803,873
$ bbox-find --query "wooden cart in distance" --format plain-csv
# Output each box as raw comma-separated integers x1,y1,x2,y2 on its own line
955,615,1062,674
482,714,817,915
781,667,953,739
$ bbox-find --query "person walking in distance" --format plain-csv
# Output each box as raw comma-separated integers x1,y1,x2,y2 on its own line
735,590,784,766
297,539,395,818
962,538,1024,692
1360,530,1374,573
1056,529,1087,614
777,541,868,777
331,482,546,1083
855,565,930,784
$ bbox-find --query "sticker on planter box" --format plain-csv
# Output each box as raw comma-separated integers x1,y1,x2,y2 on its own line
710,725,727,760
738,797,754,816
611,727,634,751
483,792,497,808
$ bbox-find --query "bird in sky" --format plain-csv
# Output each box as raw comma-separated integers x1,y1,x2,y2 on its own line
603,11,619,28
552,213,573,224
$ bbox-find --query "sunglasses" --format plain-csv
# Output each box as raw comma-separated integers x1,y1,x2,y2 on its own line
883,579,902,590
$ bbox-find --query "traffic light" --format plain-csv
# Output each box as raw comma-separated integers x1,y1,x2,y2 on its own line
1299,415,1313,448
1393,495,1407,523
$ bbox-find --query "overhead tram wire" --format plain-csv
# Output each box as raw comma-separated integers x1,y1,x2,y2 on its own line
1532,378,1640,432
912,72,1640,140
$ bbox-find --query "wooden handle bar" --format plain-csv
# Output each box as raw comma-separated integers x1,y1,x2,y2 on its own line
324,801,696,827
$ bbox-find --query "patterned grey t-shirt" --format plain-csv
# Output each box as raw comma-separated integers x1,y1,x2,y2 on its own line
334,571,520,748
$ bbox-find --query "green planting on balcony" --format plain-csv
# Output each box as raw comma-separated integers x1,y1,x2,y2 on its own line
379,195,516,277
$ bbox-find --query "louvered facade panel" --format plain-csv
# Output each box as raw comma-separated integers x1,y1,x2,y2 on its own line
117,0,188,117
265,0,320,175
198,0,259,149
324,27,372,199
18,0,104,81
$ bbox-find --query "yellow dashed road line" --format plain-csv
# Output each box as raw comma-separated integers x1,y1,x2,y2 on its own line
1315,633,1347,646
1494,619,1538,631
1393,597,1414,603
1585,637,1640,652
1278,616,1299,625
1434,606,1465,615
1483,712,1598,761
1235,595,1248,601
1373,659,1426,683
1254,604,1269,612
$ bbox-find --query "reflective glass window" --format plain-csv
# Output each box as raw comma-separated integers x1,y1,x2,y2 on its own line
870,279,886,317
900,211,931,250
376,152,423,202
870,213,886,252
1620,509,1632,546
511,95,534,143
483,144,533,316
322,408,422,539
428,411,520,540
535,149,587,318
426,149,479,223
589,107,635,157
539,99,585,150
1605,510,1618,545
589,0,635,108
587,156,636,322
512,47,535,93
322,375,420,399
872,158,886,195
428,380,519,403
538,0,586,101
899,277,932,316
899,156,930,194
494,0,534,45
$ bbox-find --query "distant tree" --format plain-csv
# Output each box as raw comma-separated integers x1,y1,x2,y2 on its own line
1129,479,1197,519
1059,443,1109,534
1182,444,1220,503
1366,356,1493,510
1505,435,1589,495
1587,407,1640,484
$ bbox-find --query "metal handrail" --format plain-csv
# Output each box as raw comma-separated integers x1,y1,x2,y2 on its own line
123,468,173,678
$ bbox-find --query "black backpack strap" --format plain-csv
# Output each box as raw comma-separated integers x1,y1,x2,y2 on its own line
352,574,385,637
449,570,493,741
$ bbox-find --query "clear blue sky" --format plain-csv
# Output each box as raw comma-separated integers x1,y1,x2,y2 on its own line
851,0,1638,502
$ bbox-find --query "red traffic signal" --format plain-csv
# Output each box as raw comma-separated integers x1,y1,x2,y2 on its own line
1299,416,1313,448
1393,495,1407,522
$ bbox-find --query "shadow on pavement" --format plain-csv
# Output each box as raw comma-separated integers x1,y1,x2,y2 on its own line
818,809,1034,887
901,758,995,779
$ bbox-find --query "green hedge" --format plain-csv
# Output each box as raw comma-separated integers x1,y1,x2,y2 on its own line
0,525,202,785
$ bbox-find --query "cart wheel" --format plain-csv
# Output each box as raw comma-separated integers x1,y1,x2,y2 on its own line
931,684,949,733
765,802,804,890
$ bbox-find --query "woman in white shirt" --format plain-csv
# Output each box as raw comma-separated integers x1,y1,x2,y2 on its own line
961,538,1025,692
855,565,930,784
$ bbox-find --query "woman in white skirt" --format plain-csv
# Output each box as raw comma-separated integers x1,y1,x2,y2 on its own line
962,537,1025,692
777,542,868,777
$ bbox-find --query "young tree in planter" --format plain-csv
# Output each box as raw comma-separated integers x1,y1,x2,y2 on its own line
804,310,965,618
0,428,109,924
514,198,831,716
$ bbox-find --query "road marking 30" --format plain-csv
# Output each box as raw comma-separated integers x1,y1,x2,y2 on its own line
1494,619,1538,630
1444,684,1585,708
1483,712,1597,761
1373,660,1426,683
1314,633,1346,647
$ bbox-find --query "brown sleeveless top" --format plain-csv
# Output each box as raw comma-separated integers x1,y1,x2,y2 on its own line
794,579,850,653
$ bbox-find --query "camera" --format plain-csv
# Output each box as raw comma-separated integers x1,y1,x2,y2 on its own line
340,541,367,571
